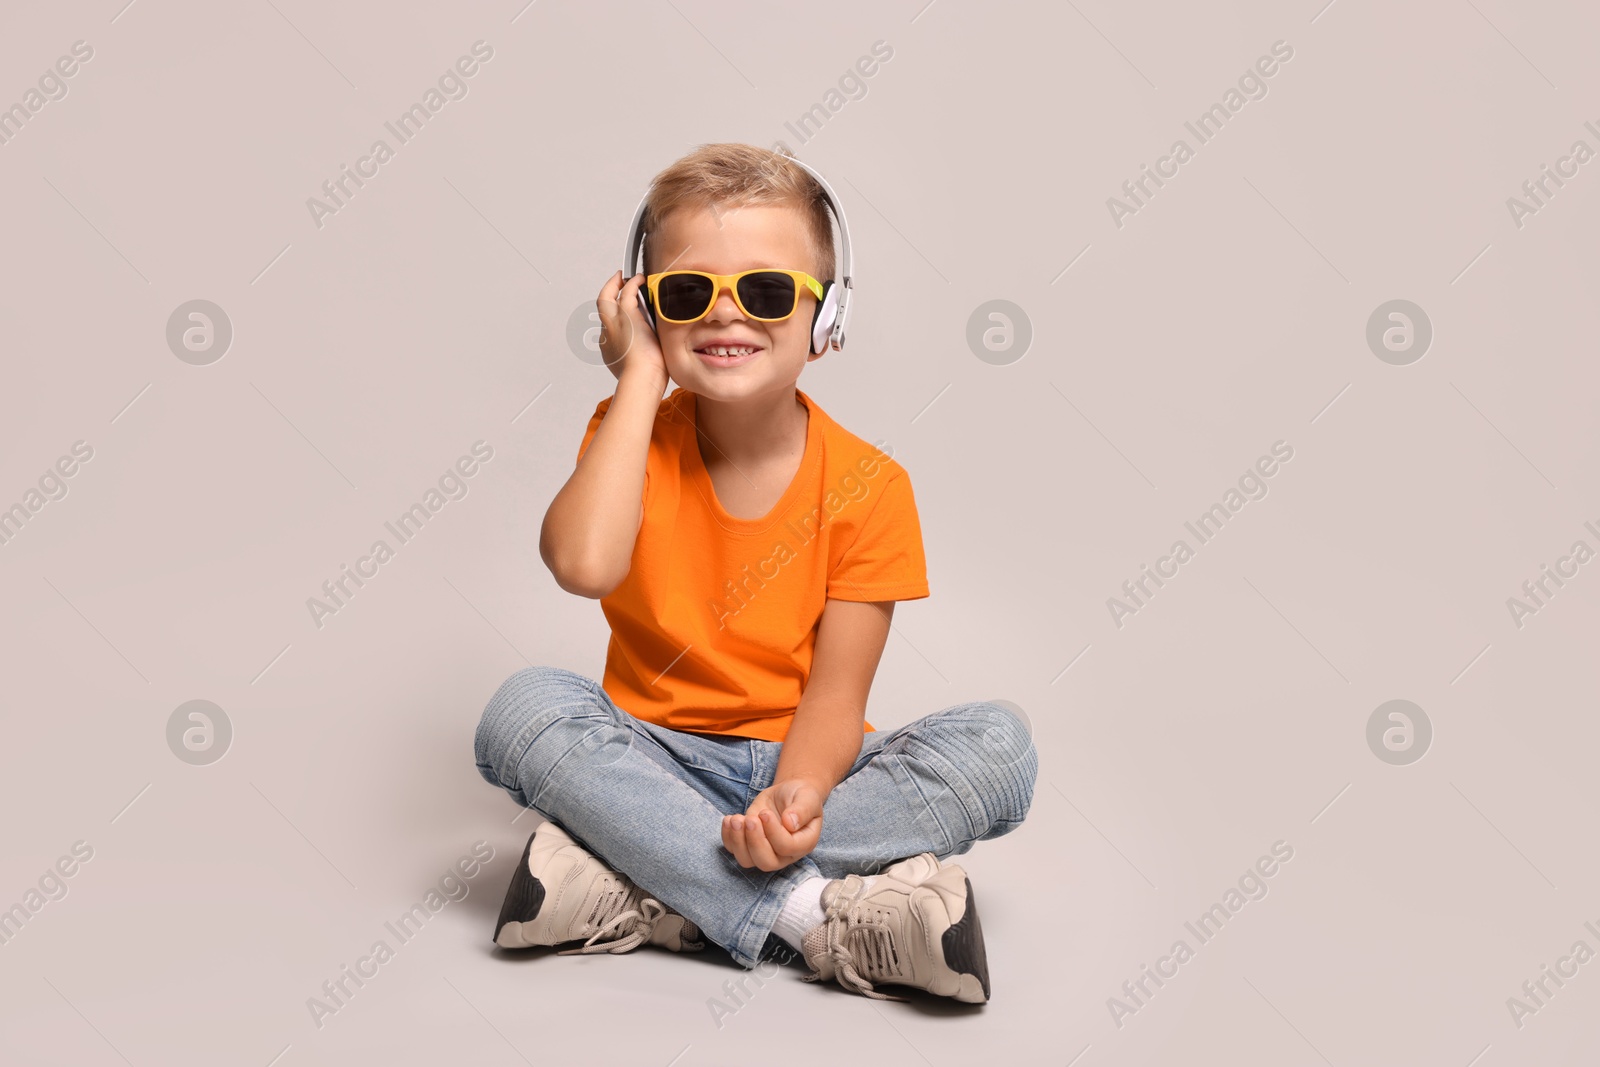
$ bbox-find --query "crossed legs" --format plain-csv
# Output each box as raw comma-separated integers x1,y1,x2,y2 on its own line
474,665,1037,968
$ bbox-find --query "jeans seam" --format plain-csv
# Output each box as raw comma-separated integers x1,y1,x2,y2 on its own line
891,735,988,857
487,670,626,805
525,713,621,812
745,739,772,807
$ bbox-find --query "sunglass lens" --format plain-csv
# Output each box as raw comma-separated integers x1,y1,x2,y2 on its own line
658,274,715,321
736,272,798,319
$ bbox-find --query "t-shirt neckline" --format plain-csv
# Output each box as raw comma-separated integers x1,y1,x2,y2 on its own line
681,387,822,534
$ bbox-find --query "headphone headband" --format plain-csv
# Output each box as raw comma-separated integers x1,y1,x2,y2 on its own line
622,154,854,352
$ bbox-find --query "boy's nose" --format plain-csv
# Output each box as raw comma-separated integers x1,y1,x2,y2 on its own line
705,287,744,323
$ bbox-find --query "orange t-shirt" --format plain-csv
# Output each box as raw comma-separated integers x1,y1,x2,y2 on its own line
575,386,930,742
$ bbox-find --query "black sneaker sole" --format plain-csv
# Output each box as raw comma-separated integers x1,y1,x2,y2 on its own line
492,829,545,945
939,876,991,1001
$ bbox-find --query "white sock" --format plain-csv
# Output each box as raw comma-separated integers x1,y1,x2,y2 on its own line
771,874,881,955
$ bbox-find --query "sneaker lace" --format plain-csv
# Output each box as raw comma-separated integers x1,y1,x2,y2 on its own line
802,876,911,1002
557,880,700,956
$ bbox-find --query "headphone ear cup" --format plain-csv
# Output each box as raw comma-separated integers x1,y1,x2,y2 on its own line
810,281,839,355
637,286,657,332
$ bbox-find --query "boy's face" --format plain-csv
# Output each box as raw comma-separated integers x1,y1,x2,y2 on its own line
647,203,825,404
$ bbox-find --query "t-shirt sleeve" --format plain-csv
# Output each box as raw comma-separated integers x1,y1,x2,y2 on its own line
826,467,930,602
576,397,611,465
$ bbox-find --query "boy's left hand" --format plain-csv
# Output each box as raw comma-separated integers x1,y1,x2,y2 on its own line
722,779,824,871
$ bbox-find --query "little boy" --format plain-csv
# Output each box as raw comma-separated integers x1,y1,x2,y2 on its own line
474,143,1036,1003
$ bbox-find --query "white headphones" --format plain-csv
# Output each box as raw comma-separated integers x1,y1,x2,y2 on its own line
622,155,854,355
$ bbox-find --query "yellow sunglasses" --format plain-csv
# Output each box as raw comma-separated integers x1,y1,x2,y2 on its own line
645,269,826,324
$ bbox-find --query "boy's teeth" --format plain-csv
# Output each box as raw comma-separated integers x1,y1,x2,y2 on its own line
702,345,756,356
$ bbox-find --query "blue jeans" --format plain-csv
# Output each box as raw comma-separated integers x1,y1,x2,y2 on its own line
474,666,1038,968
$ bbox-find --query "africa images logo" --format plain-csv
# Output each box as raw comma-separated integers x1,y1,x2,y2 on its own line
304,41,494,229
305,442,494,629
706,442,895,631
1106,441,1294,628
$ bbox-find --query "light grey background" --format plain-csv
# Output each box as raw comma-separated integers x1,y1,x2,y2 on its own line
2,1,1597,1064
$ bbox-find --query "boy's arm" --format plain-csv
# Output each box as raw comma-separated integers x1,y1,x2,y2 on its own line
540,273,667,598
723,597,894,871
777,598,894,792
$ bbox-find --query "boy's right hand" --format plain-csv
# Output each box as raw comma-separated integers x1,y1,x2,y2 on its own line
596,271,668,390
722,779,825,871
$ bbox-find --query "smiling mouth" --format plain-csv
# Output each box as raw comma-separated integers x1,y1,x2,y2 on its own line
694,344,762,359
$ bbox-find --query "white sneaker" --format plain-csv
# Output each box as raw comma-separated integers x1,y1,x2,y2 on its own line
494,821,703,954
801,853,990,1003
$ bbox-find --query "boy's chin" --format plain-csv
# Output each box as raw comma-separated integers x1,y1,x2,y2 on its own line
681,373,765,400
686,374,804,406
672,358,803,400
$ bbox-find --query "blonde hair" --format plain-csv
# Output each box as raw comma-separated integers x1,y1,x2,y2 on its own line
641,143,835,279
